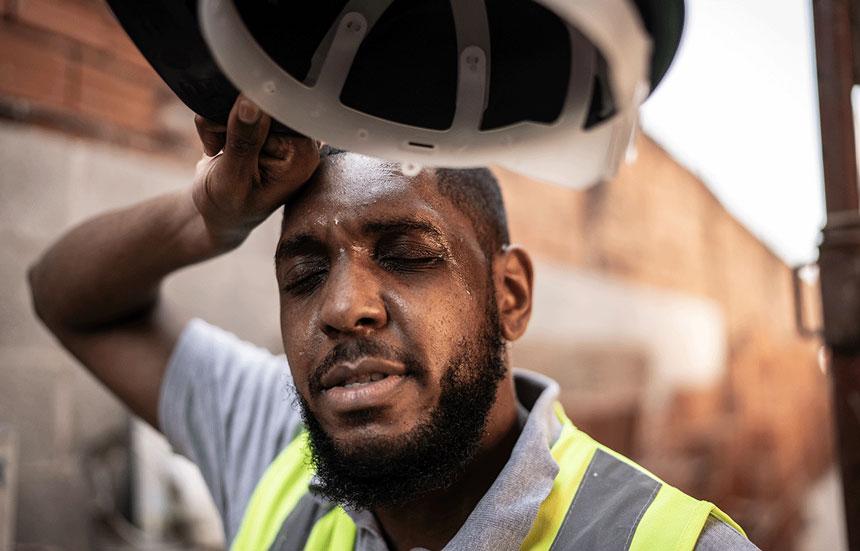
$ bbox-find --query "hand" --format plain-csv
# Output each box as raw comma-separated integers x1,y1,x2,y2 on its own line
191,94,320,249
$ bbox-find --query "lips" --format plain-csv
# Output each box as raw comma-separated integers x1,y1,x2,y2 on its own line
319,357,407,390
317,357,414,412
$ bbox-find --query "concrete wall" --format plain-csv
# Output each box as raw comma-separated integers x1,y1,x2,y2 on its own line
0,122,281,548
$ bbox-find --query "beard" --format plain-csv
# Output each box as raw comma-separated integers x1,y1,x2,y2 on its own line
295,294,506,510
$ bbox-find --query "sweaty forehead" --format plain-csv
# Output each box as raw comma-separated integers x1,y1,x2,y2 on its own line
282,153,455,237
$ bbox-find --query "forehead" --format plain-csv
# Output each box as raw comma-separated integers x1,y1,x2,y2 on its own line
281,154,464,238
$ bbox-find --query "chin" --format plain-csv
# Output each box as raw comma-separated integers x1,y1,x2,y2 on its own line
326,408,424,447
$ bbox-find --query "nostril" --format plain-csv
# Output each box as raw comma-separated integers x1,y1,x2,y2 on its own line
357,316,377,327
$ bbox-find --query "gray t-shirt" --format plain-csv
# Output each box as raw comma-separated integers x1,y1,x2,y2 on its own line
159,319,758,550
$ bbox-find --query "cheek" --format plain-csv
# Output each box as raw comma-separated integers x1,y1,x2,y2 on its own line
280,300,315,392
388,281,484,374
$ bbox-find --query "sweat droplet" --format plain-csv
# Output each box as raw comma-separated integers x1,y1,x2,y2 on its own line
401,162,421,177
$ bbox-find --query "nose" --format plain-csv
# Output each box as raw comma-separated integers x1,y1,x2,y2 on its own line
318,259,388,338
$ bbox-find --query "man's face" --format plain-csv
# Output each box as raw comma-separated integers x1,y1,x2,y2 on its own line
276,154,506,506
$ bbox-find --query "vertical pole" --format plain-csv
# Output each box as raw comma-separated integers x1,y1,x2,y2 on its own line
812,0,860,548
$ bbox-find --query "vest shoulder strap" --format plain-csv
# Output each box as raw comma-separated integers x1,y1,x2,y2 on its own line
231,431,358,551
231,432,316,551
523,403,747,551
304,506,358,550
628,484,745,551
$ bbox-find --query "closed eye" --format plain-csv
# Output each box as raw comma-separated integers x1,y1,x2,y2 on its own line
377,255,444,273
375,241,448,273
279,259,329,295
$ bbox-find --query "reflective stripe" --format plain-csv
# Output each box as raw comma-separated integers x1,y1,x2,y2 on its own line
269,494,337,551
231,432,315,551
551,449,660,550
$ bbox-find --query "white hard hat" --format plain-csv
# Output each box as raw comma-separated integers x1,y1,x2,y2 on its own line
109,0,684,188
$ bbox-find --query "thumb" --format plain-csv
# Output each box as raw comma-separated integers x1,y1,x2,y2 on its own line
221,95,270,180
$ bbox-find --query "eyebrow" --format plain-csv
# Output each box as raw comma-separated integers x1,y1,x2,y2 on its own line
274,234,326,264
362,217,446,242
275,217,448,264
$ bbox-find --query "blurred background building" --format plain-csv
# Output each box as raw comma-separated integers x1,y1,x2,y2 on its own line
0,1,844,550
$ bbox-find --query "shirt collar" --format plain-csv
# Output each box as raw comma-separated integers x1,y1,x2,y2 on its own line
442,369,562,550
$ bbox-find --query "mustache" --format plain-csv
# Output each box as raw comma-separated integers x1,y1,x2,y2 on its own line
308,338,422,394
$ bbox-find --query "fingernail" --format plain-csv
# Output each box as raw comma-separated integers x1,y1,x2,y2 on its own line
238,99,260,124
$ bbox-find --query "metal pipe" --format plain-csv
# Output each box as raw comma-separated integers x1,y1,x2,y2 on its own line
812,0,860,548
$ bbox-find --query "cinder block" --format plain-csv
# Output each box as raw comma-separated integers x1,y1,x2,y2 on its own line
0,124,72,239
64,137,193,223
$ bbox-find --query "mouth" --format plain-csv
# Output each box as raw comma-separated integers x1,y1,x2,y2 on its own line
327,371,394,388
318,357,413,412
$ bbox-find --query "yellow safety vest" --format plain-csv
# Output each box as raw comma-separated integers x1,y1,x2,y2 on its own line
231,403,745,551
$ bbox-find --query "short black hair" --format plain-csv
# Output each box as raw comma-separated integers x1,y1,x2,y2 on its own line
433,167,509,259
318,147,510,259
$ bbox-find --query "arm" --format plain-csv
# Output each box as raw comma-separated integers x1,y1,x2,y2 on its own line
27,96,319,429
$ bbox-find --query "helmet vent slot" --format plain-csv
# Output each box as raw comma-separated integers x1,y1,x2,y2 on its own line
584,52,617,129
407,141,436,150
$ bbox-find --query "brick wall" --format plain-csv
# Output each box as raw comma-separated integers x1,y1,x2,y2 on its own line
497,138,830,548
0,0,197,159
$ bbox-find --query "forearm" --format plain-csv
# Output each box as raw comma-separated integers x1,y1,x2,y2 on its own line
29,188,231,331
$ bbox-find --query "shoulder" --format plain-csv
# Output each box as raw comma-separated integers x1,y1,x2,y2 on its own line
695,516,761,550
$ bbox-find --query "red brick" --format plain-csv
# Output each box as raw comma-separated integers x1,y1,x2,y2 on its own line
75,59,158,132
15,0,148,68
16,0,109,47
78,44,160,89
0,21,71,111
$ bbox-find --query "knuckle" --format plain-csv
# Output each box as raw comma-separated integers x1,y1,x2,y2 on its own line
227,132,257,156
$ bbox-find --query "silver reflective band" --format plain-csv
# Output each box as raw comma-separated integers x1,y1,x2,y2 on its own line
551,449,661,551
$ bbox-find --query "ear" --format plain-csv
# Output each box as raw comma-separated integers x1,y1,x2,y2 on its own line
493,245,534,341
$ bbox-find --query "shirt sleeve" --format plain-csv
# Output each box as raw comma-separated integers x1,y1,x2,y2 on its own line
158,319,305,541
694,516,761,551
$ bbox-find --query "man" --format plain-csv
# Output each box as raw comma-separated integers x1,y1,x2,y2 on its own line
29,96,758,550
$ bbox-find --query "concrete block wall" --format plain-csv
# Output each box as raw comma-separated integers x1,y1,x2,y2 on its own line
0,122,290,549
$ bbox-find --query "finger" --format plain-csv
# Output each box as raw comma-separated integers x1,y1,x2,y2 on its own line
258,138,320,204
262,135,317,160
222,95,271,178
194,115,227,156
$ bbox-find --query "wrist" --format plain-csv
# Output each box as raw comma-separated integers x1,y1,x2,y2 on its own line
180,187,249,258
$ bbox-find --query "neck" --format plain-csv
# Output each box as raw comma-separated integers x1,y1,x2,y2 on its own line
373,376,522,551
